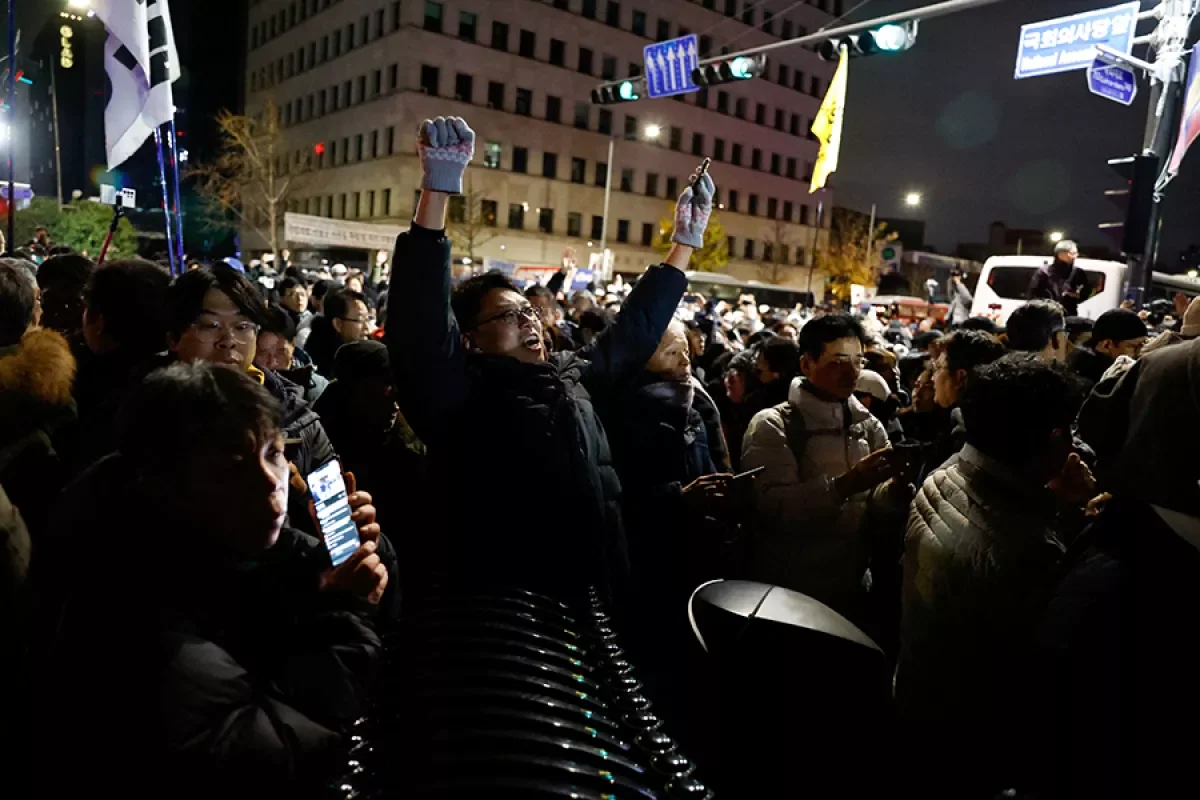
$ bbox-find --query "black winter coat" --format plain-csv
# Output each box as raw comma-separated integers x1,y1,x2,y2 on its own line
388,225,686,602
39,456,382,799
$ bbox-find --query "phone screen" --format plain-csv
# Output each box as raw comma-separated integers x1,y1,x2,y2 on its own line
308,461,360,566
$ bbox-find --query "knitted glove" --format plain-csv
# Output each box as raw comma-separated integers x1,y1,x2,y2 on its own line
672,170,715,248
417,116,475,194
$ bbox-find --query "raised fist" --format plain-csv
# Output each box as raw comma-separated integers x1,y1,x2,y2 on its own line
417,116,475,194
672,166,715,248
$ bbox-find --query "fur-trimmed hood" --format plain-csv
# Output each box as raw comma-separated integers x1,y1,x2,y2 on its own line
0,328,77,406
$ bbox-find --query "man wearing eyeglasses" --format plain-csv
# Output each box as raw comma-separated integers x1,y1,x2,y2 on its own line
1028,239,1092,317
388,116,713,602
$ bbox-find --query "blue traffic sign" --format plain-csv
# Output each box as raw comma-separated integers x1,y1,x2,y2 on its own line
644,35,699,99
1088,58,1137,106
1014,1,1139,80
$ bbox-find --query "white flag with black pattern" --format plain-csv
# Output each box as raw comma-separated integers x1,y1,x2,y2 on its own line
93,0,181,169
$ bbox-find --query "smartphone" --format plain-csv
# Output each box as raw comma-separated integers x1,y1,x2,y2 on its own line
307,460,360,567
691,157,712,189
732,465,765,482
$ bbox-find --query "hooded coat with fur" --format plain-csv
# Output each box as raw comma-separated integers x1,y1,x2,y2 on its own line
0,328,77,538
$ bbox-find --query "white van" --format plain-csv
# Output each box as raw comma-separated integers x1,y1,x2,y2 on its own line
970,256,1127,325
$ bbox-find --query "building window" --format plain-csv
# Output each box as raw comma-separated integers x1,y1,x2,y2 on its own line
543,152,558,179
383,188,392,216
333,28,343,57
388,64,398,90
487,81,504,109
373,69,382,96
491,21,509,50
645,173,659,196
546,95,562,123
786,157,797,179
355,134,364,161
602,56,617,80
742,6,755,25
713,138,725,161
515,88,533,116
810,76,821,96
641,222,654,247
665,176,678,197
731,144,742,166
691,133,704,156
356,75,366,104
508,203,524,229
620,168,634,192
579,48,594,75
338,194,347,218
420,65,439,95
754,103,765,124
550,39,566,66
598,108,613,135
353,192,362,218
481,199,498,226
513,147,528,173
782,19,793,39
800,205,810,225
606,1,621,26
459,11,477,41
767,197,778,218
582,0,597,19
448,196,467,224
793,70,805,92
751,149,762,170
744,239,755,259
386,126,395,154
629,62,641,77
591,215,604,240
774,109,785,131
669,126,682,151
727,236,736,256
574,103,589,130
370,130,379,158
804,161,814,181
770,154,781,175
594,162,608,187
617,220,630,243
484,141,502,169
699,34,712,56
632,10,646,36
568,212,583,237
519,29,536,58
735,97,747,119
790,113,801,136
571,157,586,184
783,201,793,221
763,242,773,262
623,115,637,140
728,189,738,211
424,1,443,33
748,194,759,215
537,208,554,233
656,18,670,41
374,8,384,37
717,92,729,113
725,0,736,16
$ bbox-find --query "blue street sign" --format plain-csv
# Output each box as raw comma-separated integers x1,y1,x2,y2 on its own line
1014,1,1139,80
644,34,699,99
1087,58,1137,106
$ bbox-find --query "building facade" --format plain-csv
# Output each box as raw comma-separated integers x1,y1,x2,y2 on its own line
244,0,838,285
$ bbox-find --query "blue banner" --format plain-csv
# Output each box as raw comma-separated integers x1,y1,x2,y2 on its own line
1014,2,1140,80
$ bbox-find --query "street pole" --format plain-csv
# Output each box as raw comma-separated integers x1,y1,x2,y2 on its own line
6,0,15,251
1123,0,1194,308
865,202,876,275
599,137,614,277
50,55,63,208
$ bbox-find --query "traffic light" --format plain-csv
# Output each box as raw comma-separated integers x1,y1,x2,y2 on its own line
692,54,768,87
591,79,642,105
817,21,919,60
1099,154,1158,256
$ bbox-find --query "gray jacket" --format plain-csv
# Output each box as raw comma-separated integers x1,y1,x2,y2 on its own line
741,378,891,610
948,278,973,325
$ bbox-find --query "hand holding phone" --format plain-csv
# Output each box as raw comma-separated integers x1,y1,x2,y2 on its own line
308,460,360,566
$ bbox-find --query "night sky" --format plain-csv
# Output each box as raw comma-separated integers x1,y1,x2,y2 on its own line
830,0,1198,265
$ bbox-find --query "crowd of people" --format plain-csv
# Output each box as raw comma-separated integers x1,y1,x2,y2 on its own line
2,115,1198,798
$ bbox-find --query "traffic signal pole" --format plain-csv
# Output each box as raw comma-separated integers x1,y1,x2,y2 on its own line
1123,0,1196,308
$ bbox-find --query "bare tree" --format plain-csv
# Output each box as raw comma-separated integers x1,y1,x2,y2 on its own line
822,208,898,302
190,98,301,265
447,176,498,263
757,218,794,285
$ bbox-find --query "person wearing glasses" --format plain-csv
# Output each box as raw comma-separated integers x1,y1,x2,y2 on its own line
163,265,337,535
1028,239,1091,316
388,115,713,603
304,288,370,378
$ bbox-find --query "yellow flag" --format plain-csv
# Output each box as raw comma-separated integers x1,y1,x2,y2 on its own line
810,47,848,193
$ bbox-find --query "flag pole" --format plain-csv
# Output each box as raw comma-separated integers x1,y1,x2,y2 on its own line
168,118,185,268
154,126,178,275
5,0,15,251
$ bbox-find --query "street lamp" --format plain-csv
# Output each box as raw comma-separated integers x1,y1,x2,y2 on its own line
1049,231,1065,243
904,192,922,207
67,0,90,8
599,124,662,268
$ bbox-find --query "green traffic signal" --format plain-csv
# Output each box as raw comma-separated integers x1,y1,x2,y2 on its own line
618,81,638,101
729,57,755,79
872,24,909,51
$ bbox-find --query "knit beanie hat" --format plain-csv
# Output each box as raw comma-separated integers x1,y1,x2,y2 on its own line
1092,308,1147,345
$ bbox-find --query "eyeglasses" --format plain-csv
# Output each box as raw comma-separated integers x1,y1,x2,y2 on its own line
189,319,259,344
474,306,540,329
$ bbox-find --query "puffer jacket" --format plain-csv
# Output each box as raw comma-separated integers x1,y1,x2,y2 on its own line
741,377,891,611
897,444,1067,765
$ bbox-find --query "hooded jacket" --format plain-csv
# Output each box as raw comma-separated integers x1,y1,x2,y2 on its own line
741,377,891,610
388,224,686,602
0,328,77,538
